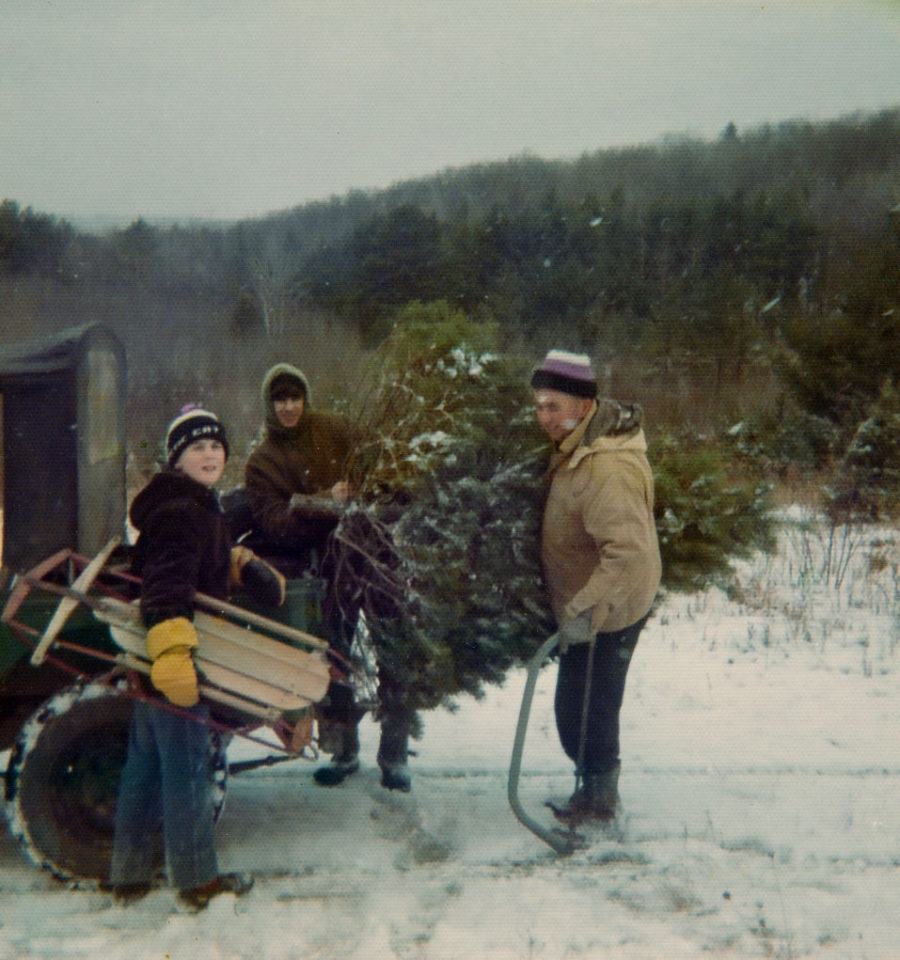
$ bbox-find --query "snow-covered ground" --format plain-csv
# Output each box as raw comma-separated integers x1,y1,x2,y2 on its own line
2,513,899,959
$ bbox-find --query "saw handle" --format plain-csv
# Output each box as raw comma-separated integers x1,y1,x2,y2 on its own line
507,633,577,856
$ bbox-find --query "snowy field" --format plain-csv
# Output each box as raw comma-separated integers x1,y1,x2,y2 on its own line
2,511,899,959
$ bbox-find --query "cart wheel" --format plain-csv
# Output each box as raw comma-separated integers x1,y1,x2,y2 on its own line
2,680,227,883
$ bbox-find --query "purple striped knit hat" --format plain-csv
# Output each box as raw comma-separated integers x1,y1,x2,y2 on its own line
530,350,597,399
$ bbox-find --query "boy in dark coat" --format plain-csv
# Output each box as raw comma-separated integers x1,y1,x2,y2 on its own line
110,407,276,909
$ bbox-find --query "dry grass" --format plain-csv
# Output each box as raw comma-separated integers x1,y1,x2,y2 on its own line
125,307,366,487
0,296,833,516
599,352,781,437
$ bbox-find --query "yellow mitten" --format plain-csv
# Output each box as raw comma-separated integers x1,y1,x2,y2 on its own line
150,647,199,706
146,617,200,707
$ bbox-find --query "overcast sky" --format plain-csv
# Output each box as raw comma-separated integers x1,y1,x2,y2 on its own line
2,0,899,224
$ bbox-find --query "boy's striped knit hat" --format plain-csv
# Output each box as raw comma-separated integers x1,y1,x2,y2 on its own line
165,405,229,467
530,350,597,398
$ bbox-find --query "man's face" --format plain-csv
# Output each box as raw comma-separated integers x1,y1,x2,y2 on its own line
533,389,592,442
273,392,305,429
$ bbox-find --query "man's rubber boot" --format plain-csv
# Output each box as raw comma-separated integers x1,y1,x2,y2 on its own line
178,873,254,911
378,761,411,792
548,763,621,823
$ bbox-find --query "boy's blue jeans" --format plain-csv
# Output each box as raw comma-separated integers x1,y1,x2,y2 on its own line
110,700,218,888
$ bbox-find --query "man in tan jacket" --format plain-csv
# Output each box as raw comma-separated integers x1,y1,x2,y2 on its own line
532,350,661,824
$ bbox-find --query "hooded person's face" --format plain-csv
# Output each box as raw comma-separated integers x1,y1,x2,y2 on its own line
273,392,305,429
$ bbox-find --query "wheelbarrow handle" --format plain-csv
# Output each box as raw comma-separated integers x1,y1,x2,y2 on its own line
507,633,577,856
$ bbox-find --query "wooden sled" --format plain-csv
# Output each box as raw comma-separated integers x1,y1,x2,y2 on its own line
3,538,331,726
97,597,330,722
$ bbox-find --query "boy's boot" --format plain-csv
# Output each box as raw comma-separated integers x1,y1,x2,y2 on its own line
313,722,360,786
377,714,411,792
549,762,620,823
178,873,254,911
111,882,152,905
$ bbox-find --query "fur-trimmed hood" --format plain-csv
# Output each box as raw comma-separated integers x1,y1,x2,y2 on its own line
554,398,646,471
584,398,644,441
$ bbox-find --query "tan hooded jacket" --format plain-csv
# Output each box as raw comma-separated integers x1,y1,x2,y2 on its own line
540,399,661,634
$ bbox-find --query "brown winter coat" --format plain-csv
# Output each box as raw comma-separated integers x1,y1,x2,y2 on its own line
540,399,662,635
244,363,355,549
129,469,232,628
244,411,353,545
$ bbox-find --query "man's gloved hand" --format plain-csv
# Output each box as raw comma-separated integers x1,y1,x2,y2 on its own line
288,493,344,520
558,611,595,654
230,546,286,606
146,617,200,707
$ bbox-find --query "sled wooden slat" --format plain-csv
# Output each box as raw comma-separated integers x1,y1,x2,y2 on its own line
193,592,329,651
96,597,330,690
117,653,288,722
96,596,325,667
197,660,323,710
117,639,315,711
97,598,331,710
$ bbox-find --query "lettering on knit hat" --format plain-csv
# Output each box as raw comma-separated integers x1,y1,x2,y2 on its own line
165,404,230,467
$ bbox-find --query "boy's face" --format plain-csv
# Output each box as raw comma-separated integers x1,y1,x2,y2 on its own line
273,391,305,429
176,438,226,487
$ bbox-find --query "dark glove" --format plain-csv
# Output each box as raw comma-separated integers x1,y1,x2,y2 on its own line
230,546,286,606
289,494,344,521
241,557,286,607
228,545,285,607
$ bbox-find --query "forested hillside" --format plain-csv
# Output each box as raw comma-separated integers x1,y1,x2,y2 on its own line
2,108,900,513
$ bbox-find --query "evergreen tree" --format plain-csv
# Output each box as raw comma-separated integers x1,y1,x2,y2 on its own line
825,380,900,522
328,302,777,716
330,301,554,711
650,431,776,593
